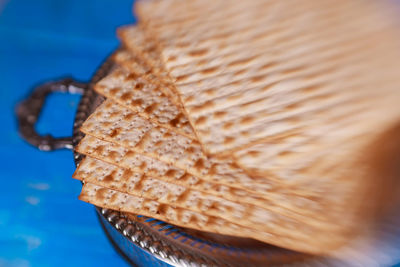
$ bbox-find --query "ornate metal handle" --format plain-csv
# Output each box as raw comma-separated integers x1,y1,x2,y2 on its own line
16,78,87,151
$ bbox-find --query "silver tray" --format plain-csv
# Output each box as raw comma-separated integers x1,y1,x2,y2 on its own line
16,52,400,267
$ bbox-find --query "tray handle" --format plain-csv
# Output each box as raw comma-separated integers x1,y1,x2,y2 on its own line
16,78,87,151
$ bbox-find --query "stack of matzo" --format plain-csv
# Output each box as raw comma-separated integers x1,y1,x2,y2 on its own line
73,0,400,255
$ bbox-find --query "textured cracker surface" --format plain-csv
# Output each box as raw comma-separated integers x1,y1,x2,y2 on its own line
136,0,400,171
95,66,194,137
76,135,270,205
72,0,400,254
74,156,334,235
77,99,367,252
76,134,352,224
117,26,182,105
78,86,374,252
79,182,347,252
80,100,274,193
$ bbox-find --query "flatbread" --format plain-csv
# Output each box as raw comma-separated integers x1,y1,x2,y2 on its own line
75,135,270,205
115,26,181,105
80,100,274,193
74,156,342,235
77,99,373,246
79,182,349,253
75,135,347,225
135,0,400,165
94,66,194,138
72,0,400,254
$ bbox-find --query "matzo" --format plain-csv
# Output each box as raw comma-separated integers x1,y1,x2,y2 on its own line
75,135,271,205
134,0,400,226
74,156,344,234
135,0,400,164
115,26,181,105
78,100,372,240
112,48,180,107
94,66,194,138
70,0,400,254
79,182,350,253
80,100,274,193
75,136,346,224
116,26,161,73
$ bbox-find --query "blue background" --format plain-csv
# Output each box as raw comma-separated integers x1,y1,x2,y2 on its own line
0,0,135,266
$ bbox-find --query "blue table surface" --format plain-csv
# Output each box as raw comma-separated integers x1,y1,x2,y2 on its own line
0,0,135,266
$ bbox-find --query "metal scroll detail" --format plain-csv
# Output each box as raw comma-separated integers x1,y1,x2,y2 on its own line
16,78,86,151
